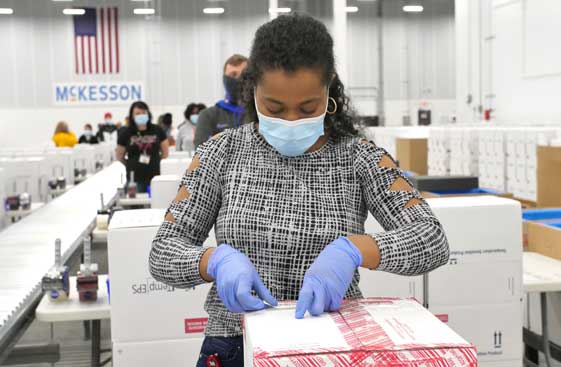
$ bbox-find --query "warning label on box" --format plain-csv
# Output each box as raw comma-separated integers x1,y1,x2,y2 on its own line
185,318,208,334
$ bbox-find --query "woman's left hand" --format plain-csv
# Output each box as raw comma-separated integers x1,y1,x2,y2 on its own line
295,237,363,319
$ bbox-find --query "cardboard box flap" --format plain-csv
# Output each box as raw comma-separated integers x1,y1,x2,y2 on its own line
245,299,477,366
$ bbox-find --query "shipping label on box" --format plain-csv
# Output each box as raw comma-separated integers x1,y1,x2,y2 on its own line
245,299,477,367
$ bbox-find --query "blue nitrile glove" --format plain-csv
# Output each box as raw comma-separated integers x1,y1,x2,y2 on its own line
207,244,278,313
295,237,363,319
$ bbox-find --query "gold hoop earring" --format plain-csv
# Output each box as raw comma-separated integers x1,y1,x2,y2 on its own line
327,97,338,115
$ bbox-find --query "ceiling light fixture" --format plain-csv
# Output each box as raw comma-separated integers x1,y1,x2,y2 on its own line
0,8,14,14
345,6,359,12
403,5,423,12
203,7,225,14
63,8,86,15
269,7,291,14
133,8,156,15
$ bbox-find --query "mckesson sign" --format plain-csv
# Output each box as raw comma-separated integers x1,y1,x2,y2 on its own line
54,82,143,105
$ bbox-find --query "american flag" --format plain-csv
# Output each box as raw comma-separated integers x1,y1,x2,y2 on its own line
73,7,120,74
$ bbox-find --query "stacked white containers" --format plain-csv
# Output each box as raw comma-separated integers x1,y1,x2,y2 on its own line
360,196,523,367
449,127,480,176
505,127,558,201
73,145,97,174
160,158,191,176
428,127,451,176
0,157,49,203
108,210,215,367
478,128,507,192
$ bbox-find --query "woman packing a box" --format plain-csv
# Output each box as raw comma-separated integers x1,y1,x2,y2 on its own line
149,14,450,367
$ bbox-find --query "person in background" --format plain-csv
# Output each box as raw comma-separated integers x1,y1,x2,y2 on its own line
150,14,449,367
78,123,99,144
193,55,248,148
160,113,176,146
97,112,117,142
176,103,207,152
116,101,169,193
52,121,78,148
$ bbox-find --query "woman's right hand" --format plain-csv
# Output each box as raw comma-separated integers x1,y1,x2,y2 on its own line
207,244,278,313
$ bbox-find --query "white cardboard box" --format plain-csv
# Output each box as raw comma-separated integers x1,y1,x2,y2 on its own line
160,158,191,176
113,338,204,367
108,209,213,343
429,261,521,306
426,196,522,264
358,268,423,302
150,175,181,209
430,302,523,364
244,299,477,367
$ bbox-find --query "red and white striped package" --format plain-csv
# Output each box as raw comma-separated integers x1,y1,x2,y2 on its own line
244,298,477,367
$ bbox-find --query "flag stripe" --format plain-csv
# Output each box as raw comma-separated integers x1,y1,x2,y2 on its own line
95,31,99,73
88,36,92,73
101,7,106,74
115,7,120,73
81,36,85,74
74,37,79,74
108,7,112,73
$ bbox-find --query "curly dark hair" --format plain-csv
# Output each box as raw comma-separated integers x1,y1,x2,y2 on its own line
242,14,359,141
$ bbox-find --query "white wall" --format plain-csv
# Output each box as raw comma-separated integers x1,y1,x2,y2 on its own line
456,0,561,125
0,0,456,148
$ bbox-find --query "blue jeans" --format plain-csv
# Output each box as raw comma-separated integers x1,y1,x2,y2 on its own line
195,336,243,367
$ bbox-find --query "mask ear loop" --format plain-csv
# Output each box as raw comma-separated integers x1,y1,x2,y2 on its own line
327,97,338,115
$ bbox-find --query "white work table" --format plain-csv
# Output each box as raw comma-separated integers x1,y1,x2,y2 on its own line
36,275,110,322
117,193,151,208
524,252,561,293
523,252,561,367
36,275,110,367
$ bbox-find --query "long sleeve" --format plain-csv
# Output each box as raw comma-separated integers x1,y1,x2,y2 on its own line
354,141,449,276
193,108,216,149
149,132,230,288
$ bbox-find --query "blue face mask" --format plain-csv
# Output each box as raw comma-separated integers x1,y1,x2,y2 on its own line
134,114,149,126
190,114,199,125
84,130,93,137
256,96,327,157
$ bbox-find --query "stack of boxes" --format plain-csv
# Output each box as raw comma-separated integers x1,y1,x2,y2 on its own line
505,127,558,201
108,209,216,367
449,127,480,176
478,128,507,192
160,158,191,176
0,157,49,203
428,127,451,176
360,196,523,367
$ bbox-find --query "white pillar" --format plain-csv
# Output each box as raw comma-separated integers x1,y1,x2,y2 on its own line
333,0,348,84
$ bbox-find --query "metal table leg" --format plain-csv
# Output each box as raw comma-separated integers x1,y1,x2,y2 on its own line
91,320,101,367
542,292,552,367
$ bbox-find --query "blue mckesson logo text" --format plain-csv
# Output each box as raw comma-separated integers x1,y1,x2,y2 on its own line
54,82,143,105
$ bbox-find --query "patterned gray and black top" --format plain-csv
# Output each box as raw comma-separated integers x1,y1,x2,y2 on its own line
149,123,449,337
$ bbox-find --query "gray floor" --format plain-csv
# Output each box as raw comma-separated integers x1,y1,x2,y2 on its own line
3,240,111,366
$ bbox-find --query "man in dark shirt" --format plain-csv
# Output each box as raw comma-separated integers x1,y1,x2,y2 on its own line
193,54,248,148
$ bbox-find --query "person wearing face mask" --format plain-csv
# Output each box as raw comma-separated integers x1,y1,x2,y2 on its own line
116,101,169,193
78,123,99,144
176,103,207,153
149,15,450,367
193,55,248,149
